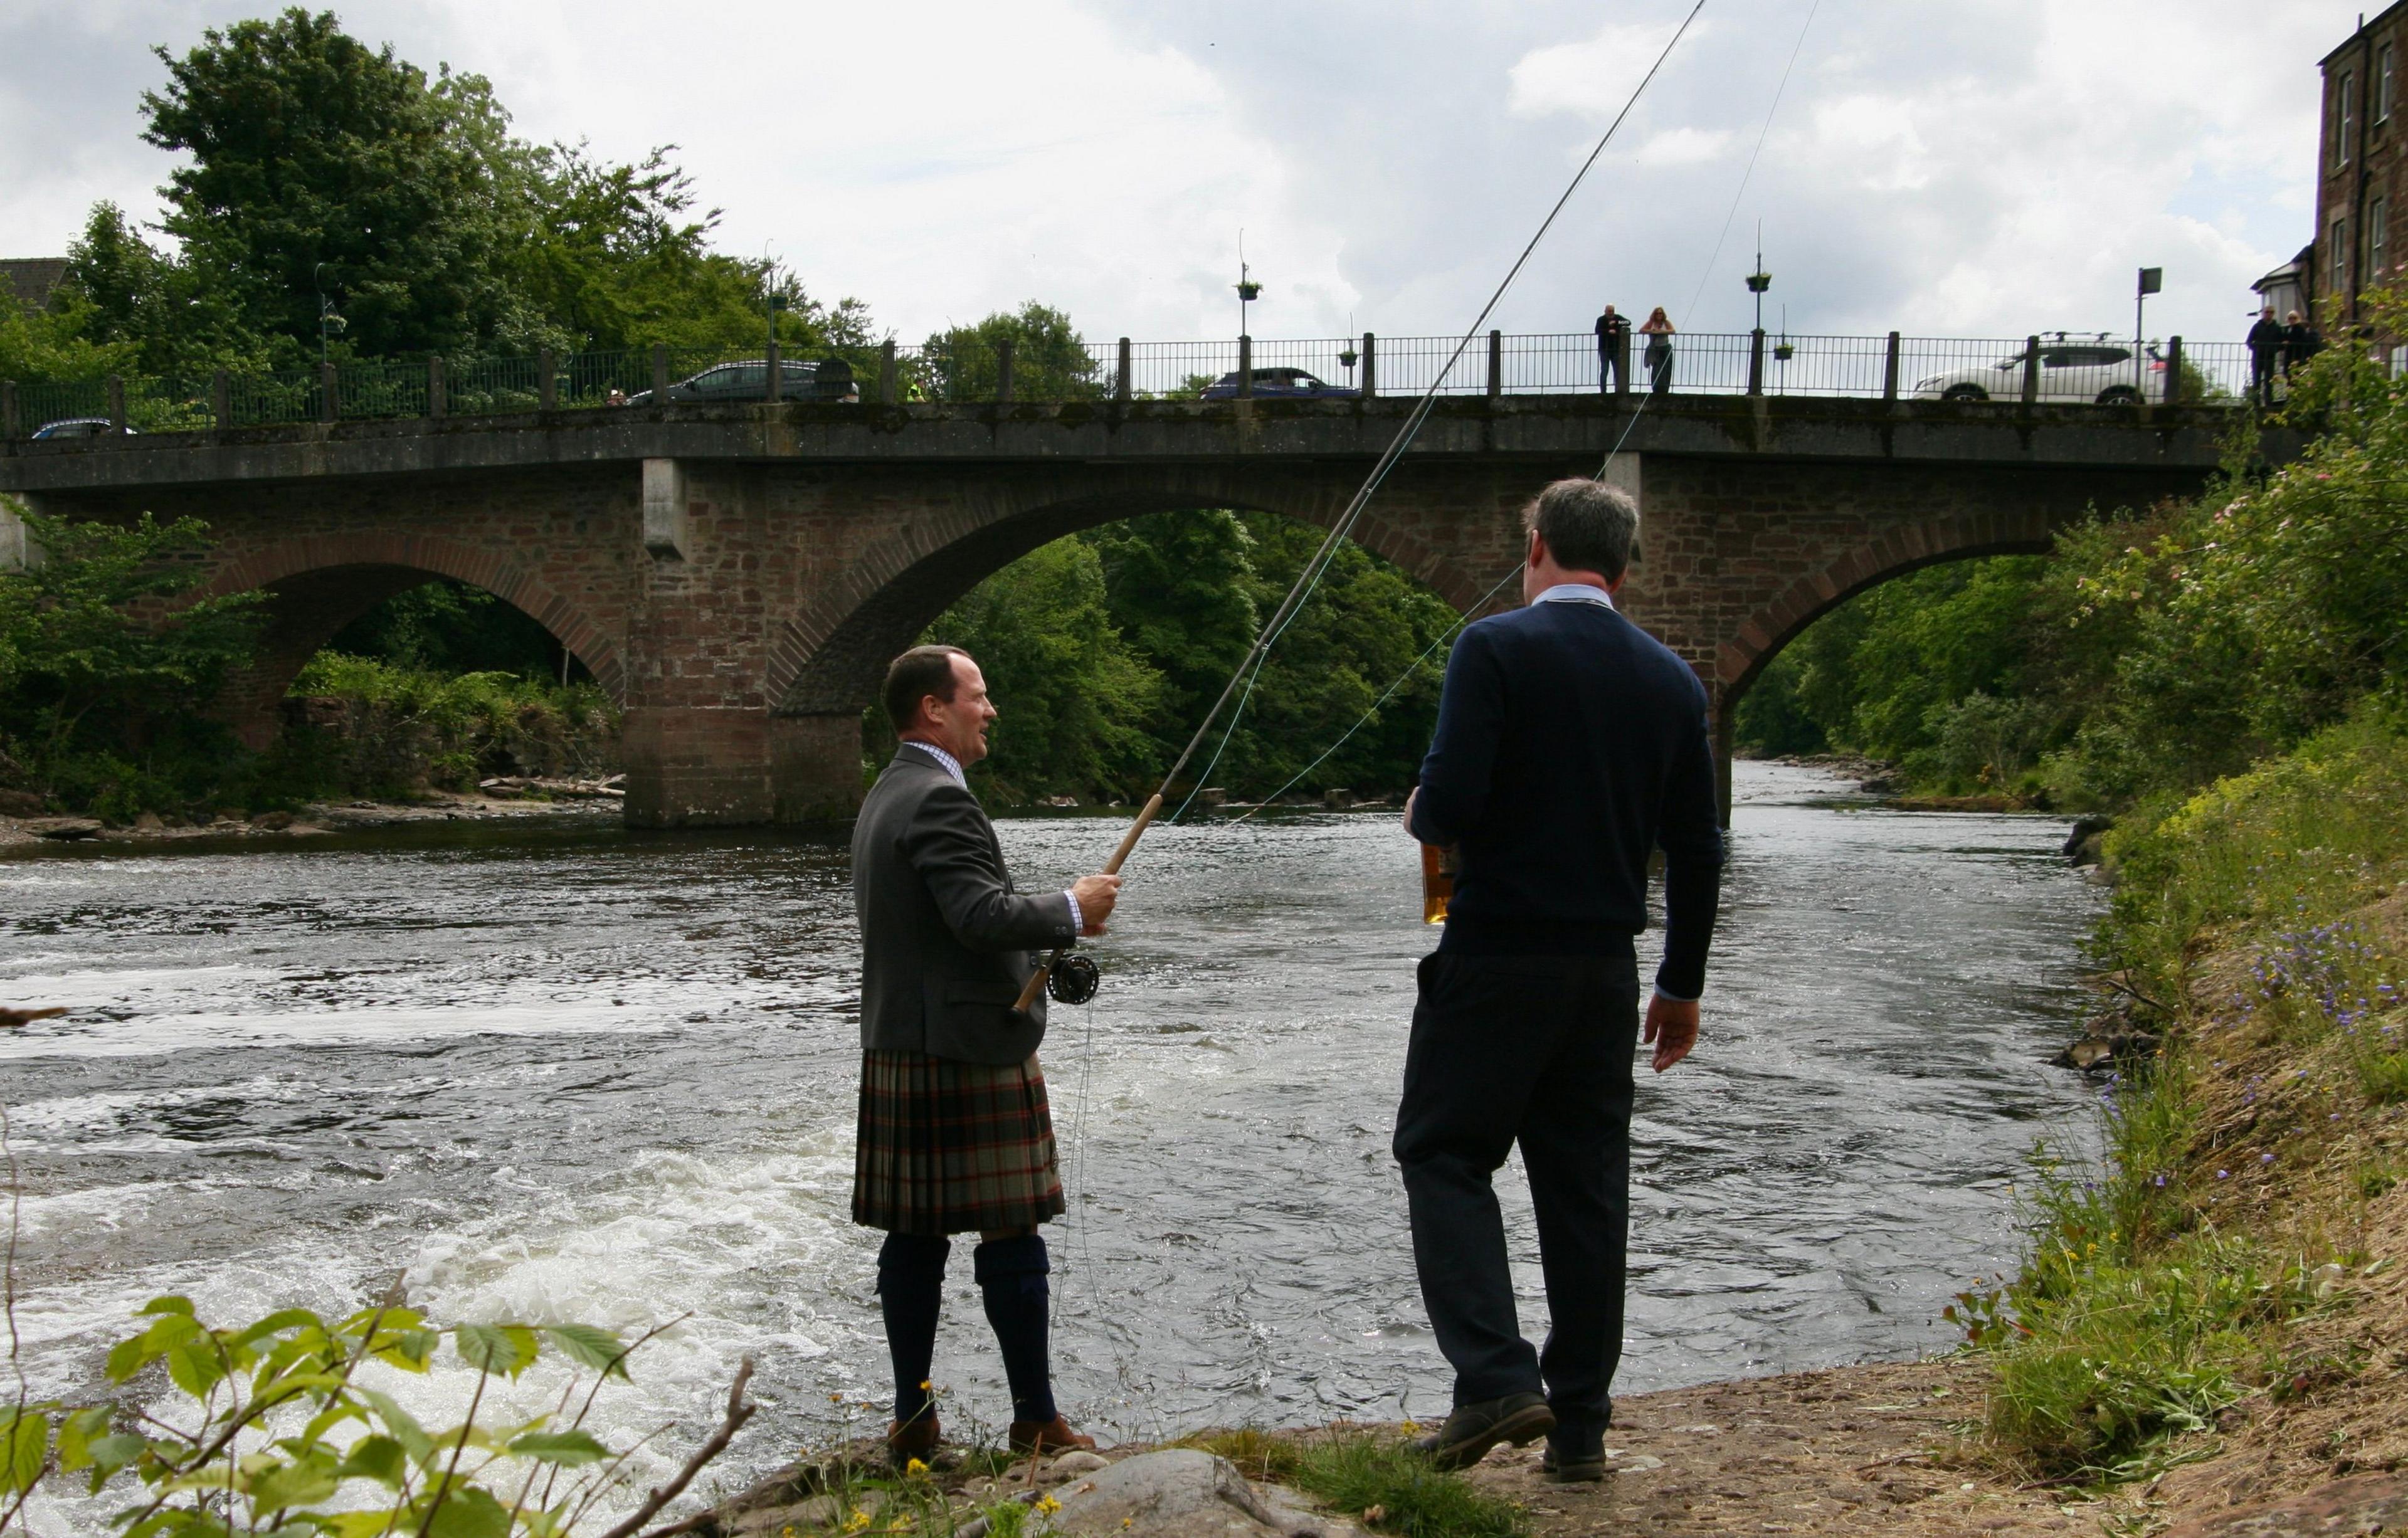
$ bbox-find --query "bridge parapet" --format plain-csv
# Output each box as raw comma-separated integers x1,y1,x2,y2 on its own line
1,329,2266,448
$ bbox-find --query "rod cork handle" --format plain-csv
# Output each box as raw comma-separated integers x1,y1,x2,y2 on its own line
1013,793,1163,1013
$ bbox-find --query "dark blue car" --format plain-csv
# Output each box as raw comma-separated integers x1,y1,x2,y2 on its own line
1198,367,1358,400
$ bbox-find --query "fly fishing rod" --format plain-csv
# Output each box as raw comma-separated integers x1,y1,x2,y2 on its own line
1013,0,1709,1015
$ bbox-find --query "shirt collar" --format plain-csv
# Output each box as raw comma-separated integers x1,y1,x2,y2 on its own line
1533,582,1616,610
899,739,966,783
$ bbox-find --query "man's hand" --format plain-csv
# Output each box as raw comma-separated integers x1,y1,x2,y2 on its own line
1070,873,1121,936
1642,993,1699,1073
1402,787,1418,835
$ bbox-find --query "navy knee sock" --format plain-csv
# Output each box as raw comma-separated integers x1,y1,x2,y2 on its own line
973,1234,1057,1425
876,1232,950,1426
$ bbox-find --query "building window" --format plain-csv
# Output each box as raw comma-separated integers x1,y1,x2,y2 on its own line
2375,198,2390,283
2339,72,2357,166
2335,214,2352,297
2383,44,2397,123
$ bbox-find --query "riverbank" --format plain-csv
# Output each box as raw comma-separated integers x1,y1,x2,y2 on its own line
0,777,624,848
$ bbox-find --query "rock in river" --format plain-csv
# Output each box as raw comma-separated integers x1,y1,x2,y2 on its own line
26,817,102,841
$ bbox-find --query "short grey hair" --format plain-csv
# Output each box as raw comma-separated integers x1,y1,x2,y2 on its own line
1525,478,1639,581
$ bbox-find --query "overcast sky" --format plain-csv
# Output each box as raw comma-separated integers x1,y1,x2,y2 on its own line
0,1,2369,348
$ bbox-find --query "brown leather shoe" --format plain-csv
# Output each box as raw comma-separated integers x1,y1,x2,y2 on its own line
887,1411,943,1467
1007,1414,1096,1456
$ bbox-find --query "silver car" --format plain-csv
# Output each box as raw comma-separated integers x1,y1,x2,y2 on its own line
1914,337,2167,405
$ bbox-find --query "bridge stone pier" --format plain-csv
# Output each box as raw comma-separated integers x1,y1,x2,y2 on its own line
0,393,2273,824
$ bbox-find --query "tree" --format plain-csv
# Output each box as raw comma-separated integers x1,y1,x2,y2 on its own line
919,539,1164,802
920,302,1101,401
0,499,264,795
140,9,523,362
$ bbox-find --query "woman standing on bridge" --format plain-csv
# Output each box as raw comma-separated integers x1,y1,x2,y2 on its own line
1640,307,1676,396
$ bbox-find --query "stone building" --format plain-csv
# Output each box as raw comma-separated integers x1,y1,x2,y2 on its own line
2316,3,2408,327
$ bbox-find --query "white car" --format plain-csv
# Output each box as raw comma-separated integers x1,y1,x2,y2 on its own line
1914,337,2167,405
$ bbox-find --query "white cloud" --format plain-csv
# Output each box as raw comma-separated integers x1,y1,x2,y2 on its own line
1506,19,1709,120
1632,127,1736,167
0,0,2374,351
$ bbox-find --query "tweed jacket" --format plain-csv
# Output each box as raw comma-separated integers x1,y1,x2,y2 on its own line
852,746,1078,1064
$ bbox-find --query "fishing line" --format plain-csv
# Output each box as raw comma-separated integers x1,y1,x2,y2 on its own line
1151,0,1711,830
1213,0,1822,811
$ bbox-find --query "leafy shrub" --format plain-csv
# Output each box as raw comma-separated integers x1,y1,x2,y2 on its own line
1,1293,747,1537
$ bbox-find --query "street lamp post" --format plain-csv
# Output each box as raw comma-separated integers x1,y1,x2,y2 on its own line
2136,266,2162,398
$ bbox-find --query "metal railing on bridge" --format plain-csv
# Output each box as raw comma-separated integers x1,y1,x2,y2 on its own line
0,330,2263,442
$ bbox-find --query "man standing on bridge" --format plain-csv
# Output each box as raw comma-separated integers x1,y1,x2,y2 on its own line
1395,477,1724,1482
851,644,1122,1464
2248,305,2285,407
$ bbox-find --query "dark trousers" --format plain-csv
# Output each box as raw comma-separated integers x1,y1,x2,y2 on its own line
1645,344,1672,395
1392,948,1640,1439
1597,336,1627,394
2251,350,2278,406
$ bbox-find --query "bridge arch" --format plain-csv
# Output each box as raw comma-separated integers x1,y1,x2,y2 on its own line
766,468,1492,718
1712,508,2057,703
206,532,626,747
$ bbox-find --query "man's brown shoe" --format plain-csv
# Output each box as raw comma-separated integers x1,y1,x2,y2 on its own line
887,1412,943,1467
1008,1415,1096,1456
1411,1393,1556,1472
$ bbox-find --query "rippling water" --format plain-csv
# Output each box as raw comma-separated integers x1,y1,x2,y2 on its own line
0,761,2101,1503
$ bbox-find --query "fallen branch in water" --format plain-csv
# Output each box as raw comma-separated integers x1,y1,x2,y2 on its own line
608,1357,756,1538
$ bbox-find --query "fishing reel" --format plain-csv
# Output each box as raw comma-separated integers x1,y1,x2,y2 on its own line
1047,952,1101,1006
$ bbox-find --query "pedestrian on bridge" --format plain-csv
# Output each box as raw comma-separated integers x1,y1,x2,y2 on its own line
2247,305,2285,407
1639,307,1676,395
1595,305,1631,394
1393,478,1724,1483
2283,310,2323,382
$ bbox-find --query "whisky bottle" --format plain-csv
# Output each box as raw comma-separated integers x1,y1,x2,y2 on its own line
1420,841,1458,925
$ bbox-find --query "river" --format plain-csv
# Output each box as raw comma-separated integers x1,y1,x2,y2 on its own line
0,760,2101,1505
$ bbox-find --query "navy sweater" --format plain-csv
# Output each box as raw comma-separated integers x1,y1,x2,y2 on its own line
1407,597,1725,998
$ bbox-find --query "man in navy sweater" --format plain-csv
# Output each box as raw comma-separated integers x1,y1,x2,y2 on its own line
1397,476,1724,1482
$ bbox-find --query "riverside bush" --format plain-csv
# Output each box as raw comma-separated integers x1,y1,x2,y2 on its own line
0,1293,744,1537
287,653,620,796
1965,713,2408,1482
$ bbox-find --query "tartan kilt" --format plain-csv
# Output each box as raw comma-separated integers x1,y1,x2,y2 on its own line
851,1048,1065,1235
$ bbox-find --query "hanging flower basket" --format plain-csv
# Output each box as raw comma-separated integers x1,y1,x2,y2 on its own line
1338,346,1359,369
1235,281,1263,302
1745,270,1772,294
1772,341,1795,362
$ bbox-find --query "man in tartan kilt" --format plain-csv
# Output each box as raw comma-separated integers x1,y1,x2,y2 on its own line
852,644,1122,1464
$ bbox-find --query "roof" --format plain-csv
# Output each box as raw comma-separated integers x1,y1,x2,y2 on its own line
1,257,70,317
2321,1,2408,69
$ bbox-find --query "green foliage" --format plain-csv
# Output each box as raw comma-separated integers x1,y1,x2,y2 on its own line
919,302,1100,401
139,9,527,364
1287,1431,1524,1537
1731,556,2053,789
917,538,1163,803
28,10,875,377
3,1293,665,1535
329,580,574,681
0,500,264,788
921,510,1459,805
1960,713,2408,1483
288,653,619,795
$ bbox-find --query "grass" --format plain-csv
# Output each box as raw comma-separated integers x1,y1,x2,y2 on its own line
1959,711,2408,1485
1178,1426,1523,1537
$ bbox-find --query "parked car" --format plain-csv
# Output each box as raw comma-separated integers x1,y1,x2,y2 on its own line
626,357,857,406
31,418,137,438
1913,336,2166,405
1197,367,1358,400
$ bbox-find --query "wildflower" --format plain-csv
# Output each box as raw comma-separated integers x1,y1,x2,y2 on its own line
845,1509,872,1534
921,1379,933,1390
2217,1169,2230,1179
1399,1420,1419,1435
1035,1495,1062,1516
2262,1152,2275,1164
906,1458,929,1477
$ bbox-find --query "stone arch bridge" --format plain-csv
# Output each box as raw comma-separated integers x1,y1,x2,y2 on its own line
0,394,2272,824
